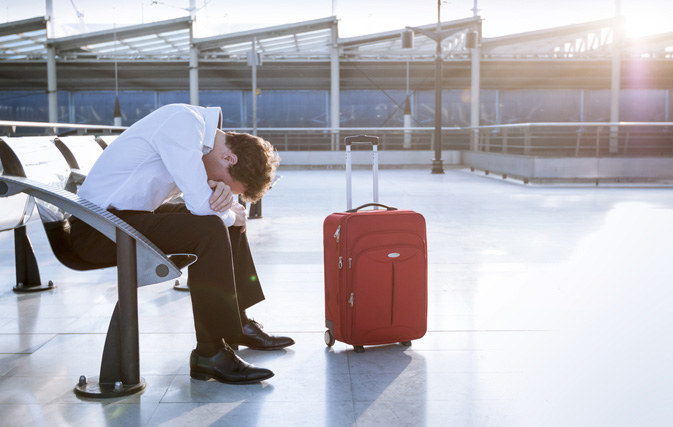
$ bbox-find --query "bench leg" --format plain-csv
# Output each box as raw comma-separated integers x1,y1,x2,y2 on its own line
13,225,55,293
248,199,262,219
74,230,145,398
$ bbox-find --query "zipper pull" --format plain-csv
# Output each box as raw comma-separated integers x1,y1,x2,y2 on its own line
334,225,341,243
348,292,354,307
338,256,343,269
348,258,352,269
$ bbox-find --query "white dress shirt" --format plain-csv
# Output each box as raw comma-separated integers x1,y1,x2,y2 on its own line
79,103,235,226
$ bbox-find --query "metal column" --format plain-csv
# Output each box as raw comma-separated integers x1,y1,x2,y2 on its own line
251,38,258,136
47,46,58,123
189,44,199,106
330,23,340,151
609,16,625,154
470,43,481,152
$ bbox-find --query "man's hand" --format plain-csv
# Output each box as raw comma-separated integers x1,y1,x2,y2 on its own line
208,180,234,213
230,202,247,233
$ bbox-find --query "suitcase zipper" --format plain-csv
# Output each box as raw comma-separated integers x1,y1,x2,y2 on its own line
334,225,341,243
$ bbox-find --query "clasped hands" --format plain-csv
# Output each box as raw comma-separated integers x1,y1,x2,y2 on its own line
208,180,247,232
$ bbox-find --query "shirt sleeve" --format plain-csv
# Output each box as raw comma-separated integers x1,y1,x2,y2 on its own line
150,109,224,217
221,209,235,227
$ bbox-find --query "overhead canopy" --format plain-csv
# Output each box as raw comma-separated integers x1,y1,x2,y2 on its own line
1,14,671,63
0,17,48,60
339,17,482,61
53,17,193,60
195,16,337,61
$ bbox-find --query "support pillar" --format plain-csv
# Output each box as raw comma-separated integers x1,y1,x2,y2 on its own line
609,17,624,154
330,24,340,151
47,46,58,123
250,38,258,136
470,44,481,152
189,44,199,106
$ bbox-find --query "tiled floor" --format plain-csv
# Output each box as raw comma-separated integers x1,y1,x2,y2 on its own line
1,168,673,426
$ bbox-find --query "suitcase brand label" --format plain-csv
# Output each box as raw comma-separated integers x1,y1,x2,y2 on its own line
388,252,400,258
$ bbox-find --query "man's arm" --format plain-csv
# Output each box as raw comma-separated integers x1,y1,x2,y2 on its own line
229,202,247,233
150,109,233,220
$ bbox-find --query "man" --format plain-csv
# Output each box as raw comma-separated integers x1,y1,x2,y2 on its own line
70,103,293,385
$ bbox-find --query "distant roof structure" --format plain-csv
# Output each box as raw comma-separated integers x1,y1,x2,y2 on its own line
623,31,673,59
54,17,192,61
0,15,338,63
195,17,337,62
339,17,482,61
481,18,619,60
1,14,671,63
0,17,48,61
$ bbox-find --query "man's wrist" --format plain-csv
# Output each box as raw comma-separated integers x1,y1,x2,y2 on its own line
221,209,235,227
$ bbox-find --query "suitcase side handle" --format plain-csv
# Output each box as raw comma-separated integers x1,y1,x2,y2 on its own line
346,203,398,213
345,135,379,146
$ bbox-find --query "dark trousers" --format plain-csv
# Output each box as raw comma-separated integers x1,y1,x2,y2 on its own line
69,202,265,347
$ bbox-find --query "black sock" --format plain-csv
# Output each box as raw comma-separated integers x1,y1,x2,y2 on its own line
196,340,222,357
240,311,249,324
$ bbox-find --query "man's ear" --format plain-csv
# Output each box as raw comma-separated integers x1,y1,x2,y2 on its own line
223,152,238,165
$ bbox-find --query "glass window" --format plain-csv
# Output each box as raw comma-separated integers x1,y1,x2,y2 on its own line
158,91,189,107
245,90,327,128
72,91,155,125
200,91,244,128
340,90,406,127
500,90,581,123
584,90,610,122
620,89,667,122
0,91,49,122
478,90,497,125
414,90,473,127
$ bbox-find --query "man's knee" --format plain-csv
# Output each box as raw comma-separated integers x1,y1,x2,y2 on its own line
189,214,228,238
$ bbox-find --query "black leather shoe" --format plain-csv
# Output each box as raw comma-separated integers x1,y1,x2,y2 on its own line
230,319,295,351
190,342,274,384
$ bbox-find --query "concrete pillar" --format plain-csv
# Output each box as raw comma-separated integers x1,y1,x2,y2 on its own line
330,24,340,151
609,18,624,154
46,0,58,123
189,44,199,106
403,95,412,149
251,38,258,136
470,44,480,151
47,46,58,123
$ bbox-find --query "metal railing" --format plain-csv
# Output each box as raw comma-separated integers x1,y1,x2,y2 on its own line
2,120,672,157
0,120,125,136
467,122,673,157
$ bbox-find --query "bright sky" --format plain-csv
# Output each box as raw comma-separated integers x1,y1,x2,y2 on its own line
1,0,671,39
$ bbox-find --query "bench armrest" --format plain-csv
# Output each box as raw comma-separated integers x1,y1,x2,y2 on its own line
0,175,181,286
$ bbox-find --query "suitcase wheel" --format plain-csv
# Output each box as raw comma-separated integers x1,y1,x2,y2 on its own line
400,341,412,347
324,330,335,347
353,346,365,353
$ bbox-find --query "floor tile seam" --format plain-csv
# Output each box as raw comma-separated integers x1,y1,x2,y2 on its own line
158,399,360,404
350,397,516,403
155,373,180,409
345,351,360,426
427,329,554,333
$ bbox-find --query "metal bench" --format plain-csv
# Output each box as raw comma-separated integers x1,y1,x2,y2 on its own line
0,136,196,398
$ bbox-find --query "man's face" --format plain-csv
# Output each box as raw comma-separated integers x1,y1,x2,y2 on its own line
203,130,247,195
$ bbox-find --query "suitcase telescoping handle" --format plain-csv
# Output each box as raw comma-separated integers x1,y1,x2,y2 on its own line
345,135,379,211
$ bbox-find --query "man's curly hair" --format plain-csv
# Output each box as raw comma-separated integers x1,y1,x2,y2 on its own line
225,132,280,203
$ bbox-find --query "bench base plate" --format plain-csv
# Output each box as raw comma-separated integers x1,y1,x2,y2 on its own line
74,376,146,399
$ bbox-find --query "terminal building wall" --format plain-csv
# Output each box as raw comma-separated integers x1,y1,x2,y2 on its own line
0,60,671,129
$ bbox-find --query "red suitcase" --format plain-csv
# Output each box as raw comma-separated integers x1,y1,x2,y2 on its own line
323,135,427,353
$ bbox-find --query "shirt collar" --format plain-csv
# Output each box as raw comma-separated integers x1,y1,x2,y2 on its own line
202,106,222,154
